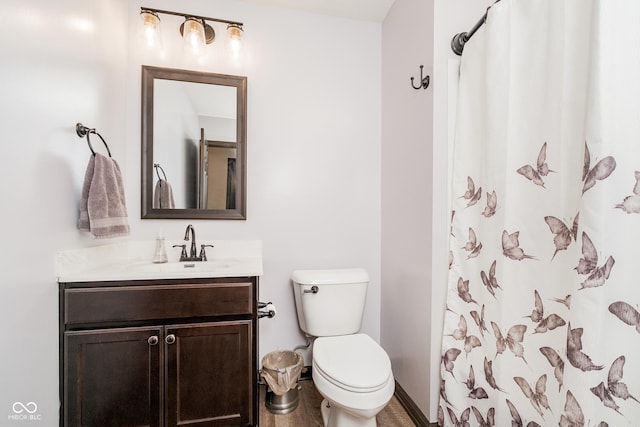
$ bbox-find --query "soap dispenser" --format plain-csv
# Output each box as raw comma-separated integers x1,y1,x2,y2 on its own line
153,232,168,263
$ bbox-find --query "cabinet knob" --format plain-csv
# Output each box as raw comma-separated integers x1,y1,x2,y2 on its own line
148,336,159,346
165,334,176,344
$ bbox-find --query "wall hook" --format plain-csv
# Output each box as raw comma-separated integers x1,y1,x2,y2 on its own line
410,65,430,90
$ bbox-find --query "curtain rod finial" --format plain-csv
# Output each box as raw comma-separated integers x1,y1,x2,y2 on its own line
451,32,468,56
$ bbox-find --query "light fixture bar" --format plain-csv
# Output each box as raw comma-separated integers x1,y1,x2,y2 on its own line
140,7,243,27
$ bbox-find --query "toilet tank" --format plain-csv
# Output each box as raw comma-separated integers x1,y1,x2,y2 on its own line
292,268,369,337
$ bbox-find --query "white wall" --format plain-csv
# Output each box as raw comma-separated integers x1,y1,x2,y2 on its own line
0,0,381,422
381,0,495,421
381,0,434,417
154,79,199,208
0,1,129,422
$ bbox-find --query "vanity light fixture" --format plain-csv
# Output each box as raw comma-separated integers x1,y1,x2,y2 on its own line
140,7,244,54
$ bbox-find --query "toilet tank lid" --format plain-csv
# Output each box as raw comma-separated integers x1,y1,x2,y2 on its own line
291,268,369,285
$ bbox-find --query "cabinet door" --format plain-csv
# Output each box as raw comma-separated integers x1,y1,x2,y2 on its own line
64,326,163,427
165,321,253,427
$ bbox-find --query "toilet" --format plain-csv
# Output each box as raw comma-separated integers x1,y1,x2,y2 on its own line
292,268,394,427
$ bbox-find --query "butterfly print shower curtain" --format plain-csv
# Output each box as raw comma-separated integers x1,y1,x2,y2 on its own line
440,1,640,425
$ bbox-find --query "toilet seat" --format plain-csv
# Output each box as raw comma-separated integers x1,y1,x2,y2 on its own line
313,334,392,393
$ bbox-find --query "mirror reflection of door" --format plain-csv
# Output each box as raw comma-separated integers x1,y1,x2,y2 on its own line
201,138,237,210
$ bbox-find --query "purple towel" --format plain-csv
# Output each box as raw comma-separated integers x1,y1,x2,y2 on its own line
78,153,130,238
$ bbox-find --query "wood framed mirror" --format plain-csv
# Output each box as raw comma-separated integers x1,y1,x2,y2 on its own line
141,65,247,219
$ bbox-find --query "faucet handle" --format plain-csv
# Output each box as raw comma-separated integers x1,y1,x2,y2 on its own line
173,244,188,261
199,244,214,261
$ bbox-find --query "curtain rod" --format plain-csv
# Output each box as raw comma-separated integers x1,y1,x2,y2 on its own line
451,0,501,56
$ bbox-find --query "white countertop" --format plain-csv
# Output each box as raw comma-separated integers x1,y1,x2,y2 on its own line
56,240,263,282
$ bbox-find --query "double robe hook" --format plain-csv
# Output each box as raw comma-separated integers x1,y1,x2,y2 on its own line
411,65,430,90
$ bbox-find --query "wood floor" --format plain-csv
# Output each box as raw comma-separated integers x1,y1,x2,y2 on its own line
259,380,416,426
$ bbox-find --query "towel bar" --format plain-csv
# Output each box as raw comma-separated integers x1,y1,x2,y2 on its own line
154,163,167,181
76,122,112,157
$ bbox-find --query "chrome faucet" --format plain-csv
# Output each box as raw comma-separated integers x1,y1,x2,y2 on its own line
173,224,213,262
184,224,197,259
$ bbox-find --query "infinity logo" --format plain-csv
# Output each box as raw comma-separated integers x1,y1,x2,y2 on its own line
12,401,38,414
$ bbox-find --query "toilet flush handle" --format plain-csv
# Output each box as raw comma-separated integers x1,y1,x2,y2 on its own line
304,285,319,294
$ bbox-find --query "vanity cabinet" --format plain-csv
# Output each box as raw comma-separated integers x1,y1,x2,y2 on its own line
59,277,258,427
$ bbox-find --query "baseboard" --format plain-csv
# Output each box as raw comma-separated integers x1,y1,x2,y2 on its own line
393,381,437,427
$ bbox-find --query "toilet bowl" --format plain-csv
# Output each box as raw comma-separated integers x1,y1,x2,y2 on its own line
291,269,395,427
312,334,395,427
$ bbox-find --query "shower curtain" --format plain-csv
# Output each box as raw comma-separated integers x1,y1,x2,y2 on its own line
440,1,640,426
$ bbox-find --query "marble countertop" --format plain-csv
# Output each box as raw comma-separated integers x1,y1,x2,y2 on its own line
56,240,263,282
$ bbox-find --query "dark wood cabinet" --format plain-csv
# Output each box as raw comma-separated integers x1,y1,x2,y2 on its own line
165,322,252,426
59,277,258,427
64,326,163,427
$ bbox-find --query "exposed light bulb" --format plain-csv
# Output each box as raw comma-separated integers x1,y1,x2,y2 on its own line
139,10,162,49
227,24,243,54
182,17,206,56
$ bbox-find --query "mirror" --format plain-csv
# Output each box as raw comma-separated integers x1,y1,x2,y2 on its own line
141,65,247,219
